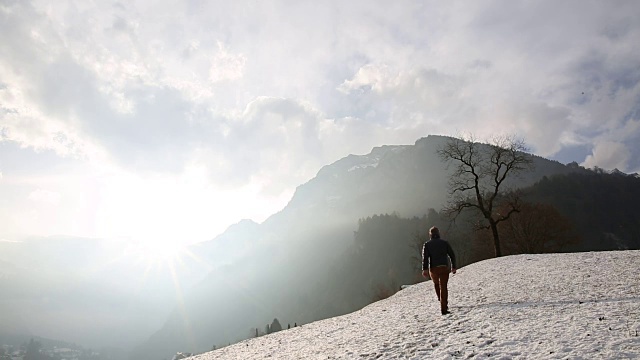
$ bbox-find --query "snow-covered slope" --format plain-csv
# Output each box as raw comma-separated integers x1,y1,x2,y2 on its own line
191,251,640,359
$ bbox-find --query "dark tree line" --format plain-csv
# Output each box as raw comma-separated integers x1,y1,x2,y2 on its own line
250,318,285,339
523,169,640,251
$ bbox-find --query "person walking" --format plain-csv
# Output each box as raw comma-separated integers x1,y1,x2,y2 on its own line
422,226,457,315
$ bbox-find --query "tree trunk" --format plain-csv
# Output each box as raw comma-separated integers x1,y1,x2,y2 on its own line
490,220,502,257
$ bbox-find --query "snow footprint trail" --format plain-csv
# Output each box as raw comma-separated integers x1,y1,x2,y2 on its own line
191,251,640,360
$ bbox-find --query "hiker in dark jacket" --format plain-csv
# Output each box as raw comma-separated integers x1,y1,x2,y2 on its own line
422,226,457,315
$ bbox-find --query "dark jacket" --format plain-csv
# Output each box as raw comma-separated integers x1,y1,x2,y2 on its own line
422,237,456,271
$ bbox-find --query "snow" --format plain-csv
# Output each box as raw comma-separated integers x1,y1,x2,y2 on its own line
347,155,382,172
348,163,379,172
191,251,640,359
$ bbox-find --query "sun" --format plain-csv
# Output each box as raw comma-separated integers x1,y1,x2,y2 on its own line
126,240,192,273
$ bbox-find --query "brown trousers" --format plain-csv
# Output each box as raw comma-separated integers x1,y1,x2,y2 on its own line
429,266,450,312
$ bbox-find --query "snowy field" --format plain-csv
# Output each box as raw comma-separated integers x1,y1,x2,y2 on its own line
191,251,640,359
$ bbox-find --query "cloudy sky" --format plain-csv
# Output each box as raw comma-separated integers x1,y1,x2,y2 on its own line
1,0,639,246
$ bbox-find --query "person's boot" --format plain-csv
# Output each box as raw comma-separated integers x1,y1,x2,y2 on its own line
441,310,450,315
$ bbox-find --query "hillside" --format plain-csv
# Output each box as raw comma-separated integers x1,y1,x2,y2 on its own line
191,250,640,359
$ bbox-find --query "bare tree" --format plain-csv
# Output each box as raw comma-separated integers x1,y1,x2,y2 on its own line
437,134,533,257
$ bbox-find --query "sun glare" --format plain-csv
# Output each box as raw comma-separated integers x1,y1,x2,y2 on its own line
126,240,190,272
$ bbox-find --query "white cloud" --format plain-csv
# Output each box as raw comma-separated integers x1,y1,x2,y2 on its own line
580,118,640,172
5,0,637,168
209,42,246,83
582,141,631,171
338,64,392,94
486,102,572,157
201,96,327,195
28,189,62,205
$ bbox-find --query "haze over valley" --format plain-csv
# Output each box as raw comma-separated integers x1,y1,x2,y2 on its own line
2,1,640,359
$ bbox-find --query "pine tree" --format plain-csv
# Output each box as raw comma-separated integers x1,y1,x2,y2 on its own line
270,318,283,333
